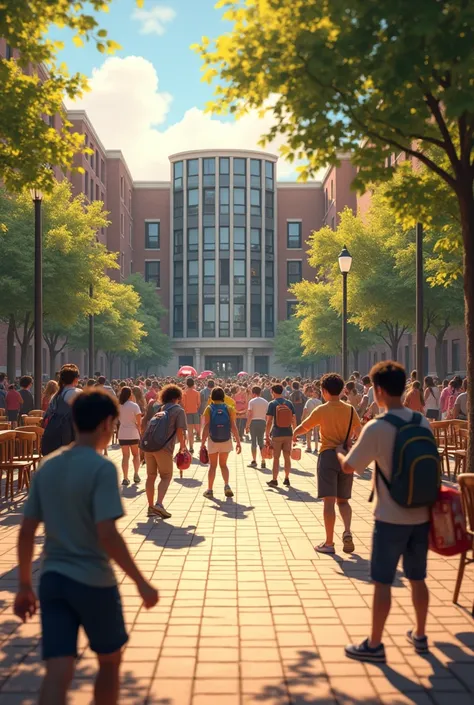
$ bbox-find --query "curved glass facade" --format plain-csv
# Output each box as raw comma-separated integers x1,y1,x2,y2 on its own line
171,152,276,340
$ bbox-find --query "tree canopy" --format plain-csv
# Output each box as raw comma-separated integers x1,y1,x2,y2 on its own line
274,319,321,375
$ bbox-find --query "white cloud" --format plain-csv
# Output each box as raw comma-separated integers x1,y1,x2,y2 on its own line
132,5,176,36
67,56,322,182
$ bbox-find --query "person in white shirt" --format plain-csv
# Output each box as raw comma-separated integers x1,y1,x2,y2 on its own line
424,375,441,420
302,385,322,453
245,386,269,469
339,361,431,665
118,387,142,487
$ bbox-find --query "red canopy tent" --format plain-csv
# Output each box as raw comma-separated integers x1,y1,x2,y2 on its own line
177,365,197,378
197,370,214,380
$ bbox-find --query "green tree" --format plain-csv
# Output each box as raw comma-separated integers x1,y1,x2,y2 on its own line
0,180,115,375
0,0,142,192
125,274,172,375
199,0,474,467
274,319,321,375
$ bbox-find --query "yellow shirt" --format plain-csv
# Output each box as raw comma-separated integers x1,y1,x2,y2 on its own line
299,400,361,453
203,402,236,424
206,395,236,411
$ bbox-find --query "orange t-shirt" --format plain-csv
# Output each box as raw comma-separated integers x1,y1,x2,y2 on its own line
182,388,201,414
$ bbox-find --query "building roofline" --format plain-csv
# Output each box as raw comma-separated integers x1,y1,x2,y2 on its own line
133,181,171,190
277,181,322,189
105,150,134,185
66,110,107,156
168,148,278,162
320,153,354,184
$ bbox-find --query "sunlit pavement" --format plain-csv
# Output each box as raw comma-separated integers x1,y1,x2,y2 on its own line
0,443,472,704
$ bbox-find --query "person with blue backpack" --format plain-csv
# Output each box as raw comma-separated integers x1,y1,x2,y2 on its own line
201,387,242,499
339,361,441,664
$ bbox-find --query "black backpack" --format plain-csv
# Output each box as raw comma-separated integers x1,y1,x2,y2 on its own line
41,390,75,456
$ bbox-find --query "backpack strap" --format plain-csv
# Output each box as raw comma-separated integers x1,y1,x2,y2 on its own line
343,407,354,450
369,462,391,503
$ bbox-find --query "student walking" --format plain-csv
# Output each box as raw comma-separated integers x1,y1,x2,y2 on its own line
5,384,22,428
182,377,201,453
15,389,158,705
340,361,439,664
265,384,296,488
118,387,142,486
201,387,241,499
294,373,361,554
142,384,187,519
246,386,269,469
424,376,441,420
302,385,322,453
404,380,425,413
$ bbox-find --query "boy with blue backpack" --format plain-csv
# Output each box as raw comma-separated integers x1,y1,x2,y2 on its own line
339,361,440,664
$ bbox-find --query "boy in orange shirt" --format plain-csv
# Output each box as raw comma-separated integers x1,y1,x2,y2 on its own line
182,377,201,453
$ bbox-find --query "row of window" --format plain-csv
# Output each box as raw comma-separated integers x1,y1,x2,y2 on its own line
84,135,105,184
84,172,104,205
174,158,274,190
174,302,274,338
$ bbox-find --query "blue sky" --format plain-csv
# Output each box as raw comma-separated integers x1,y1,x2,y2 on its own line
52,0,315,182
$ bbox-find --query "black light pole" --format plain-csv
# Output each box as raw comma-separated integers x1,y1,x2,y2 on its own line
30,189,43,407
416,222,424,381
338,245,353,381
89,284,94,378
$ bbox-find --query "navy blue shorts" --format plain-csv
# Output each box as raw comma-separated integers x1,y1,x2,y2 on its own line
39,572,128,660
371,521,430,585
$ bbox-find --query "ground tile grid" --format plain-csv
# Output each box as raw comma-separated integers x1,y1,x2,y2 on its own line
0,444,471,704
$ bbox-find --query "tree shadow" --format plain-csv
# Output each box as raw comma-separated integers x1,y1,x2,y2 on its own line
209,497,255,520
329,552,404,587
131,522,206,548
174,477,202,488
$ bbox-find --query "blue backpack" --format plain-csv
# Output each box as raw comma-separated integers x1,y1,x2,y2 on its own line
209,404,231,443
140,403,179,452
372,412,441,508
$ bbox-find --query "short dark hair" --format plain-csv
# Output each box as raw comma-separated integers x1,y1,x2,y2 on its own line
321,373,344,396
353,371,360,379
292,381,300,390
207,380,215,389
161,384,182,404
370,361,406,397
98,375,106,385
59,364,80,387
211,387,225,402
72,389,118,432
362,375,370,385
252,386,262,396
86,378,95,387
20,375,33,389
119,386,132,405
272,384,284,395
186,377,195,388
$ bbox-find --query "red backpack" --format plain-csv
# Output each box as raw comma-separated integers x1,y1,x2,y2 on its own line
429,486,471,556
275,399,293,428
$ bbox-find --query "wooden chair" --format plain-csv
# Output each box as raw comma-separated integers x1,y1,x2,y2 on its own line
14,431,36,491
20,426,44,469
28,410,44,417
0,431,30,501
453,429,468,479
430,420,453,479
453,474,474,615
0,416,8,423
21,415,42,427
0,423,11,431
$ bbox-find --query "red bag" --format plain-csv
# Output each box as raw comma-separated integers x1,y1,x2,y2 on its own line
291,445,301,461
261,443,274,460
275,400,293,428
175,449,192,471
429,486,471,556
199,446,209,465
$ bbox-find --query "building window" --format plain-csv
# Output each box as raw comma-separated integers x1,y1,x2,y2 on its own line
188,188,199,215
250,260,261,286
220,302,229,337
287,221,302,249
234,260,246,286
5,43,12,60
219,226,229,251
145,261,160,288
287,301,297,319
90,147,95,171
287,260,302,287
174,189,184,219
251,304,261,337
174,306,183,337
265,161,274,190
129,189,132,210
130,260,133,274
250,159,261,188
233,188,246,215
204,259,216,285
234,304,246,335
188,228,198,252
265,190,273,220
330,180,334,201
220,259,230,287
204,227,215,251
84,171,89,197
129,223,132,246
220,157,230,175
187,159,199,188
250,188,261,216
187,305,198,336
250,228,261,252
203,304,216,337
120,252,125,276
203,188,215,214
174,229,183,255
219,187,229,215
120,213,124,236
331,217,335,231
96,184,100,201
90,178,94,202
452,339,460,371
188,260,199,286
234,227,246,251
265,228,274,255
145,222,160,249
174,161,183,189
101,159,105,183
120,175,124,199
203,158,216,186
233,158,246,186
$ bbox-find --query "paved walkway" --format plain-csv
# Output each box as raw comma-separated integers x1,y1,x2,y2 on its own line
0,444,472,704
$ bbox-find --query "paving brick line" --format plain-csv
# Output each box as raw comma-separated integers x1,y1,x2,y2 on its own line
0,443,472,704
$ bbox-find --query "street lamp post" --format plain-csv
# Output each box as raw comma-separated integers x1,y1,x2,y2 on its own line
416,222,424,381
338,245,353,381
29,189,43,408
89,284,94,378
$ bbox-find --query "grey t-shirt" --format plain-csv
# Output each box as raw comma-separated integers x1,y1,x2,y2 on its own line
23,446,124,587
144,402,187,453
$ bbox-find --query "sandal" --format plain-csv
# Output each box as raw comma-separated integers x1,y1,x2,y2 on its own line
342,531,355,554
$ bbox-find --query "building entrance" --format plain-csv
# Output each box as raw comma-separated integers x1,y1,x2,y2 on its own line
204,356,244,377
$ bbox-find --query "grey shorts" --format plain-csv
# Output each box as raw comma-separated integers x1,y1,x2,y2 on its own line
250,419,266,450
186,413,200,425
317,449,353,499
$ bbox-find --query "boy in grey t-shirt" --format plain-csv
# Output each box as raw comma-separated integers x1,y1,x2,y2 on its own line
15,389,159,705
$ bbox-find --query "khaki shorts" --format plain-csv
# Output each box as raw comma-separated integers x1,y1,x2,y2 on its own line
145,449,173,478
271,436,292,455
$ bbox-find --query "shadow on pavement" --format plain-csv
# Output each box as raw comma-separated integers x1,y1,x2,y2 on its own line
132,522,206,548
210,497,255,520
329,553,404,587
174,477,202,488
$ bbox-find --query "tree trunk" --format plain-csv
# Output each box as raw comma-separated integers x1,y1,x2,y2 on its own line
459,187,474,474
49,347,57,379
433,323,450,381
352,349,359,371
7,315,16,381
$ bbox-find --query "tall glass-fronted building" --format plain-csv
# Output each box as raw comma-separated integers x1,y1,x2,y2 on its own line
170,150,278,375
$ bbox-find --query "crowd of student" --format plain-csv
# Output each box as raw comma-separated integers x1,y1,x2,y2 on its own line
7,361,467,704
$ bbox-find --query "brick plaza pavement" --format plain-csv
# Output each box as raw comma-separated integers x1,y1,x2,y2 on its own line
0,443,472,704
